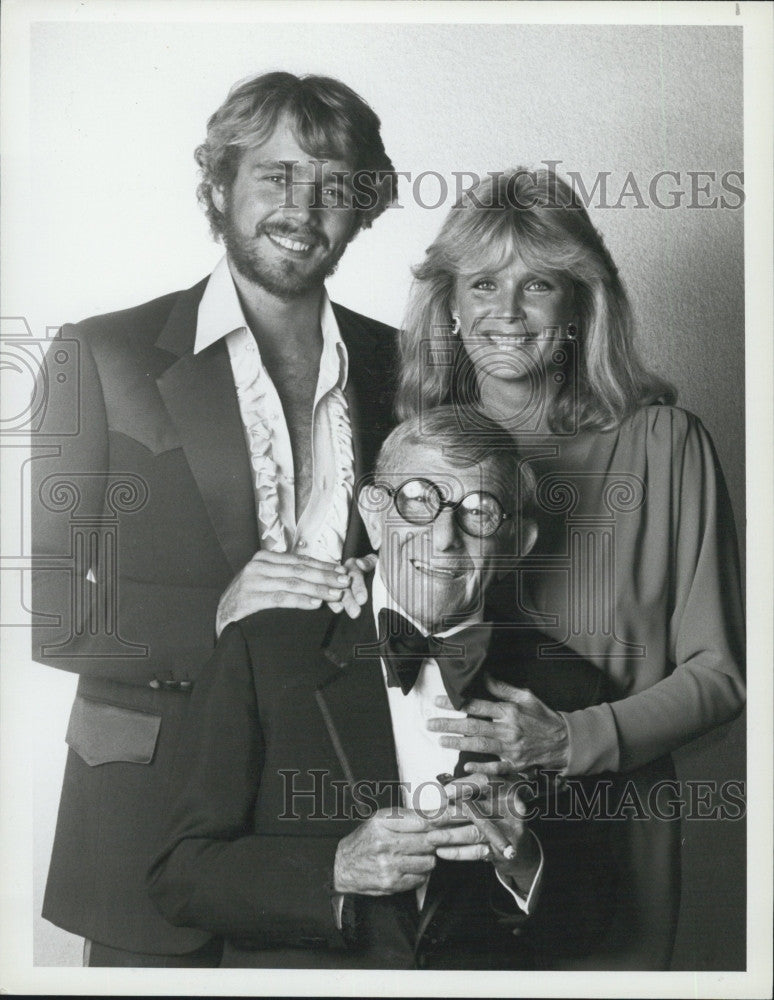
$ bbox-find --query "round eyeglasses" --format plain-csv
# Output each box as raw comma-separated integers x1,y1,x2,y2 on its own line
380,478,511,538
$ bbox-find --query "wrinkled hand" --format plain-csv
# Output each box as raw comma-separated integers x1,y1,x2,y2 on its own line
430,775,541,896
216,551,375,637
334,805,478,896
426,673,570,776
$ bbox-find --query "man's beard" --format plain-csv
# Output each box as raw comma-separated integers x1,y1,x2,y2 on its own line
221,214,350,301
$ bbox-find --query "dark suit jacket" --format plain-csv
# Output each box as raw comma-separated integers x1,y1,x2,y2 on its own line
147,594,617,969
30,277,397,953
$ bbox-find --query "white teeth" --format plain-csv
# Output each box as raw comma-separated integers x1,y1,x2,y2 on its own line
410,560,460,579
489,335,530,349
270,234,312,253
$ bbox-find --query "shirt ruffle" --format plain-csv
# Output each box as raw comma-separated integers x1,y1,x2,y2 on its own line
231,333,287,553
312,386,354,562
228,326,353,563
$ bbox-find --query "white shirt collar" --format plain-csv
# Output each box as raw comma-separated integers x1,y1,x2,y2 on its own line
194,255,348,390
194,256,246,354
371,561,483,639
317,293,349,399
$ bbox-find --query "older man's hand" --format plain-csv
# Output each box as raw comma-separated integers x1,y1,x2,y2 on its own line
428,774,542,898
333,804,481,896
426,674,570,776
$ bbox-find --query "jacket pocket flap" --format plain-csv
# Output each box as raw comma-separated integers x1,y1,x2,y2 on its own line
66,694,161,766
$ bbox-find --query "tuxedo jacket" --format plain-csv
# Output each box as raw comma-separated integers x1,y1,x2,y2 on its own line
30,278,398,954
147,594,618,970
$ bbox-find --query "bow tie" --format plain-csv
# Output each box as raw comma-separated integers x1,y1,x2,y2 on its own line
377,607,492,710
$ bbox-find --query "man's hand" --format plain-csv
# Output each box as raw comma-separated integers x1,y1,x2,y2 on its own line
432,775,542,898
426,673,570,775
326,554,376,618
216,551,373,637
334,808,437,896
333,805,481,896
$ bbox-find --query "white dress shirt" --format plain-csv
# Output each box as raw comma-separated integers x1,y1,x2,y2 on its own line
195,255,354,563
371,567,543,914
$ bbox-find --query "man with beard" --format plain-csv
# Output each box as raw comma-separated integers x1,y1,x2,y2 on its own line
31,71,398,967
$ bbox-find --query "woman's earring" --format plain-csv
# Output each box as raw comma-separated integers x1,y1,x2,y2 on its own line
567,323,578,339
451,314,461,336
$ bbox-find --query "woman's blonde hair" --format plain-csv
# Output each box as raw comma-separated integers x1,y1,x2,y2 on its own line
395,168,675,431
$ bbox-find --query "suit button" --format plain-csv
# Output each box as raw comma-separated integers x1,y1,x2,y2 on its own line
149,679,161,690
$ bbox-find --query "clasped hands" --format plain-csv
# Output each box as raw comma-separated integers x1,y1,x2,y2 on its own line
333,776,539,898
216,551,377,636
426,674,571,776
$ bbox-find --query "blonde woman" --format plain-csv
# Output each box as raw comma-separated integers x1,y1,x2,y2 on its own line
396,168,745,968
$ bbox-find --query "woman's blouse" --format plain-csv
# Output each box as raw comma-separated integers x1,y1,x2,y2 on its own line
514,404,745,776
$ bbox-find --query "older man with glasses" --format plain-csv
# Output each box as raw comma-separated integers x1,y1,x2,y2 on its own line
148,406,617,969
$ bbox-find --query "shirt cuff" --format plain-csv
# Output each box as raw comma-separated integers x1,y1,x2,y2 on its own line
494,833,544,915
560,702,620,775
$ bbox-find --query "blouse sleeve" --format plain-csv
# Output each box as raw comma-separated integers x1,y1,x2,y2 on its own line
562,409,746,774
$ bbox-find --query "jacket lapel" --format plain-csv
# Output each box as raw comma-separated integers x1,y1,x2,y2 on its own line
333,304,397,559
315,594,401,805
155,284,258,574
152,297,390,573
318,588,482,957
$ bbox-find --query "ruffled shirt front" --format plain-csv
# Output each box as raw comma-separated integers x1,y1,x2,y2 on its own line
195,256,354,564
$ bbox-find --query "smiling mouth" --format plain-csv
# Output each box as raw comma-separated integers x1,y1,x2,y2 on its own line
410,559,466,580
484,333,538,350
266,232,316,255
